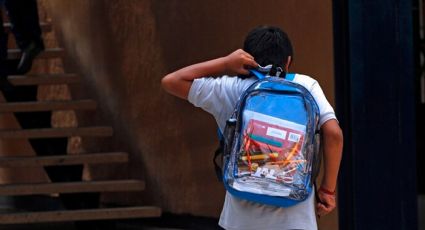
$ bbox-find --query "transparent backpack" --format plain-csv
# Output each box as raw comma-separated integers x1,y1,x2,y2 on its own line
221,70,320,207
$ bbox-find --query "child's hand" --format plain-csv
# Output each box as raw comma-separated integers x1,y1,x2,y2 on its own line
224,49,258,76
316,190,336,217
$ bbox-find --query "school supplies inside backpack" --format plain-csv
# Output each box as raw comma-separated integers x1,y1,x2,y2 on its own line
219,68,321,207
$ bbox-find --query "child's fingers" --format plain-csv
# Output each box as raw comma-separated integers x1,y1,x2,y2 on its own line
238,68,250,75
316,203,326,216
235,48,254,59
243,52,255,60
244,58,258,68
316,202,332,216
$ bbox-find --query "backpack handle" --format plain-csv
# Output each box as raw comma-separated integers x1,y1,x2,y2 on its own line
249,69,296,81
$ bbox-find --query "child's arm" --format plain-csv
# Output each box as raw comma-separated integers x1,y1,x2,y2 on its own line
161,49,258,99
316,119,343,217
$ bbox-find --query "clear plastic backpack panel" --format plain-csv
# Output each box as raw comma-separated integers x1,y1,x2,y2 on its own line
231,92,312,198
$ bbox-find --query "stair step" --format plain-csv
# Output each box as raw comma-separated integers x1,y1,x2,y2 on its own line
3,22,52,33
0,152,128,167
8,74,80,86
0,206,161,224
0,127,113,139
0,180,145,196
7,48,64,59
0,100,97,113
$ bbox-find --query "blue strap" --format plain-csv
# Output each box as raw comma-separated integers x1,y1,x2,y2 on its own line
217,128,224,141
249,69,265,80
285,73,296,81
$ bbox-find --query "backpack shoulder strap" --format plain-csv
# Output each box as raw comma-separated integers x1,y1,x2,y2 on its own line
214,128,225,181
285,73,296,81
249,69,266,80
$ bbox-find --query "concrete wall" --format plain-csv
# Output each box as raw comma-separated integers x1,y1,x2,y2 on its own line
43,0,336,228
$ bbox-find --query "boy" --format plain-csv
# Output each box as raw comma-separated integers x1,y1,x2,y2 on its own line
162,26,343,230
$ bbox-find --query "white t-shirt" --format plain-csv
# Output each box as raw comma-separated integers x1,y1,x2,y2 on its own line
188,74,336,230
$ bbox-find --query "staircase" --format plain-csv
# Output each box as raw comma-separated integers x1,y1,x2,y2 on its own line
0,21,161,224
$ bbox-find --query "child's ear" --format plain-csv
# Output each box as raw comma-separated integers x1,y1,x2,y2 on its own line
284,56,292,72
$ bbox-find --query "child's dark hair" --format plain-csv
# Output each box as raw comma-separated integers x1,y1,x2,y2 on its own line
243,26,293,76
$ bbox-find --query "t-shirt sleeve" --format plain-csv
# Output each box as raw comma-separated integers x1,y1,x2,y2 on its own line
309,80,337,128
188,77,228,118
188,76,254,131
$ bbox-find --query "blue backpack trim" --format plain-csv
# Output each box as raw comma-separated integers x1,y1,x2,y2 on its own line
285,73,296,81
